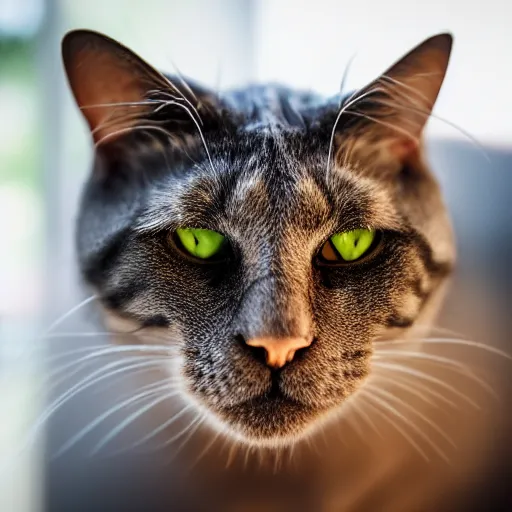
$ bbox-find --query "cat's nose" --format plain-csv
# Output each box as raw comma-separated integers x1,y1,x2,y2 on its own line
245,336,312,369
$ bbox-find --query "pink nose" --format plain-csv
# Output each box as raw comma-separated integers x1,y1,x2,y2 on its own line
245,336,312,369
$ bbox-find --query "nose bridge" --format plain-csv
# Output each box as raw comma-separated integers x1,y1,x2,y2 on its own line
236,271,313,369
236,270,311,341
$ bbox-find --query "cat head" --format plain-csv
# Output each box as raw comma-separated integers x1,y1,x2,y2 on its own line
63,30,455,446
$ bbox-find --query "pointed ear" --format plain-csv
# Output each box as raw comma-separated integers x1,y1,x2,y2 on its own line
61,30,217,147
62,30,167,144
340,33,453,163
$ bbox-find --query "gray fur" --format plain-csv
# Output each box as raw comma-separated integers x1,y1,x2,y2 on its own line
64,30,455,446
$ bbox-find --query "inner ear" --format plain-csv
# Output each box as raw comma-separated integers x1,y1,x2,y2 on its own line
62,30,174,145
389,138,419,163
339,33,453,164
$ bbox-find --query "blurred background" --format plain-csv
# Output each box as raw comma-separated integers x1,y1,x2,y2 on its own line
0,0,511,511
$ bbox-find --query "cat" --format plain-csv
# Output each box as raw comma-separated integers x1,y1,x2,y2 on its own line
59,30,482,511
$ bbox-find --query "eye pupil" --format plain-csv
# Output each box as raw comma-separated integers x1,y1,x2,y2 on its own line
175,228,225,260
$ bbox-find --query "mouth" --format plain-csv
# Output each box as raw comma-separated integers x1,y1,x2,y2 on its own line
251,385,303,408
243,369,305,409
264,370,294,399
218,375,321,445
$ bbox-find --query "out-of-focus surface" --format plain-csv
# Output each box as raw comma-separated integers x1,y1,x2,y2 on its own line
0,1,511,511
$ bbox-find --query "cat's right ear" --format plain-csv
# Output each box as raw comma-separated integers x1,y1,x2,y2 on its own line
61,30,216,147
62,30,168,145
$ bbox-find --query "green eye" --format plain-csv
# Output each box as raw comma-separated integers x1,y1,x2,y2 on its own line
175,228,226,259
320,228,376,263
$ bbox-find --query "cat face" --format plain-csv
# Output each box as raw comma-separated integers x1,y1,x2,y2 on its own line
63,31,455,445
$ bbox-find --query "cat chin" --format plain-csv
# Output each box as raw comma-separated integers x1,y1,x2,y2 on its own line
175,379,327,447
227,405,343,449
212,399,343,448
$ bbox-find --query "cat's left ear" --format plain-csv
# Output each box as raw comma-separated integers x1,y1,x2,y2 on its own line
339,33,453,164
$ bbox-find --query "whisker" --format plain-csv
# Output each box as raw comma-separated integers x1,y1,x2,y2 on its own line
41,319,170,341
91,109,158,135
42,344,117,371
91,390,181,455
373,373,458,409
365,95,491,162
172,414,205,451
42,295,97,337
45,332,116,339
343,109,419,142
372,362,480,408
379,338,512,360
243,444,255,472
41,357,176,397
127,403,194,450
339,52,357,102
91,95,198,137
187,430,222,474
287,441,296,468
410,324,466,339
81,100,163,110
373,350,498,398
158,98,217,175
357,403,384,439
327,86,388,176
378,74,432,107
92,366,178,396
373,350,477,372
48,359,116,394
47,342,175,363
53,382,174,458
364,390,451,462
307,435,322,458
167,63,200,105
358,393,430,462
45,346,176,385
94,96,218,178
366,385,457,449
148,90,201,125
372,374,435,407
29,359,172,450
226,442,239,469
168,413,205,457
47,355,151,394
43,345,151,370
153,72,204,126
272,447,282,474
343,407,370,445
95,124,173,147
113,374,181,402
41,333,178,371
146,88,185,102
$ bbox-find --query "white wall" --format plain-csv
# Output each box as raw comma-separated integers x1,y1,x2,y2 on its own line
61,0,254,88
254,0,512,146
